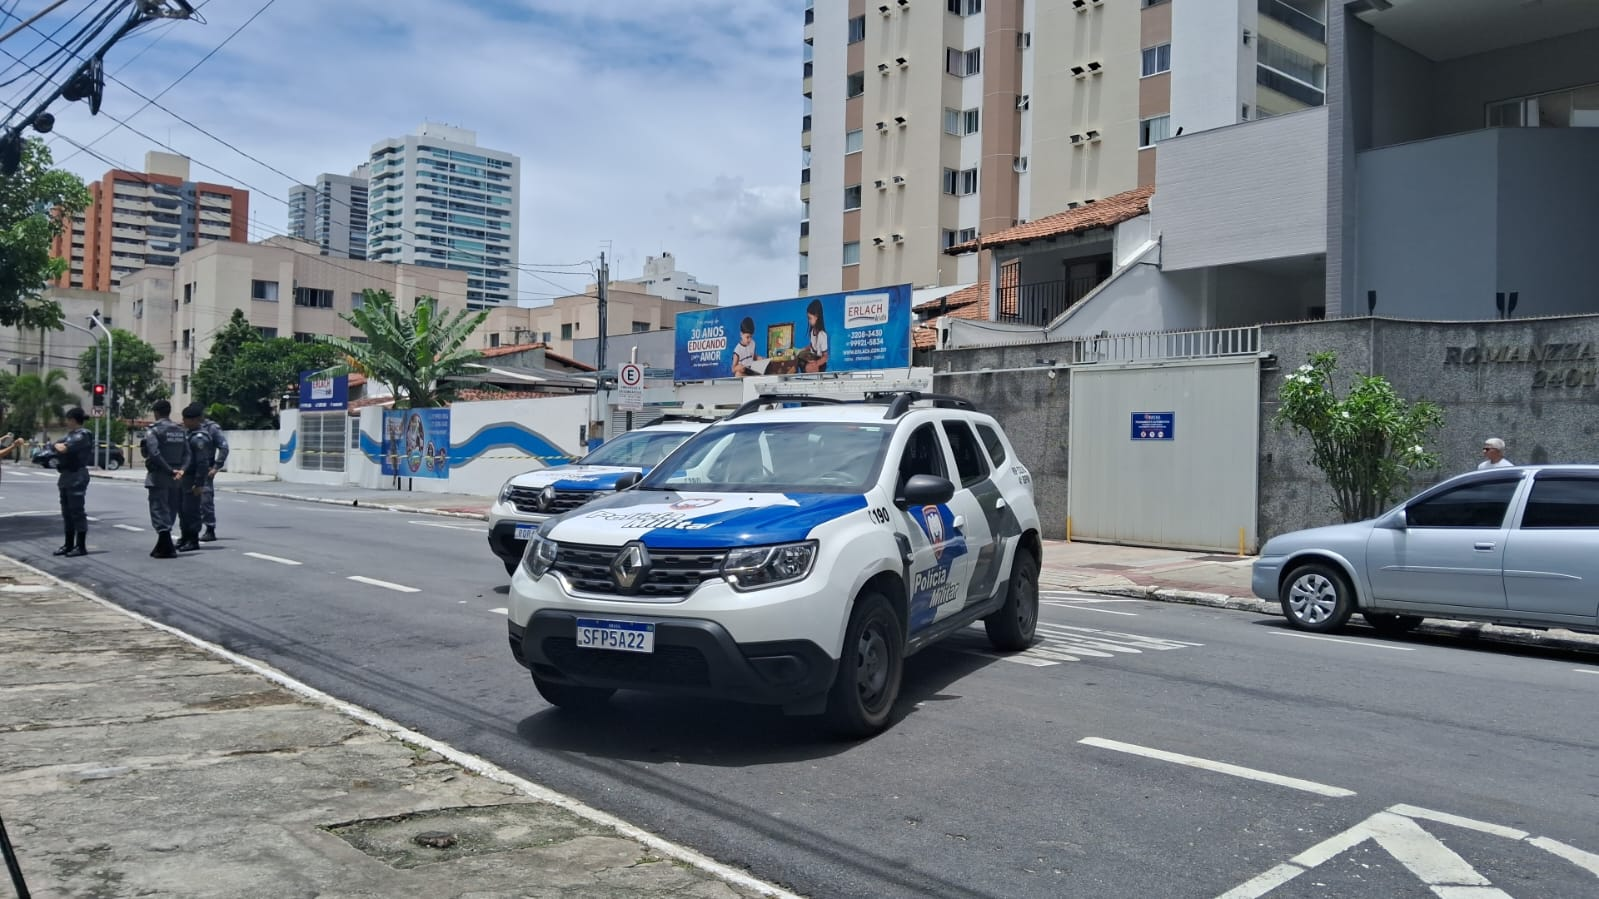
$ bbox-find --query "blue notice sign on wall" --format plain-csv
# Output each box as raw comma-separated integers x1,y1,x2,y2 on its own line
1131,411,1175,440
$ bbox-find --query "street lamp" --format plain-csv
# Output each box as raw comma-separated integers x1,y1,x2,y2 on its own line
58,319,102,461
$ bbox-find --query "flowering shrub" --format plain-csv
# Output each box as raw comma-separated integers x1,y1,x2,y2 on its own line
1275,351,1444,522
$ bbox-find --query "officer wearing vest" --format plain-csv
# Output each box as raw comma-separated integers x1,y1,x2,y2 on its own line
51,407,95,558
177,403,215,552
142,399,190,558
199,415,229,541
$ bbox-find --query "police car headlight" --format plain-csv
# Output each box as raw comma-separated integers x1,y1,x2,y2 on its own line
498,478,517,504
722,541,817,591
521,534,558,580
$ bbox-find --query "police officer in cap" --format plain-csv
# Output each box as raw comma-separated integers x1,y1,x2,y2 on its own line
142,398,189,558
199,412,229,541
177,403,214,552
51,407,95,557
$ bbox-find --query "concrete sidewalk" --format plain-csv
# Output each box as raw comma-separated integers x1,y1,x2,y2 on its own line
90,468,494,520
0,555,790,899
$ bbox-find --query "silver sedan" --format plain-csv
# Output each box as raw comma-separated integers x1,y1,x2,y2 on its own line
1253,465,1599,636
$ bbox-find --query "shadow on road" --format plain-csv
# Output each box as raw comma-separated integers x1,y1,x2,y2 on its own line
1248,615,1599,663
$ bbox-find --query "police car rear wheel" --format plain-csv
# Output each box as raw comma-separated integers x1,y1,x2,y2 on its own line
532,673,614,710
824,590,903,738
985,548,1039,652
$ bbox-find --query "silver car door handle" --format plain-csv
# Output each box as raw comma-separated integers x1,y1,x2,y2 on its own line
1474,542,1495,551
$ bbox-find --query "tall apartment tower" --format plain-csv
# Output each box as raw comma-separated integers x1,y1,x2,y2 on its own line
51,151,249,292
799,0,1326,295
288,163,371,259
366,122,521,310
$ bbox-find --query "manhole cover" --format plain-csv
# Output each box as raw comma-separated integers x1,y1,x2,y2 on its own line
323,803,593,869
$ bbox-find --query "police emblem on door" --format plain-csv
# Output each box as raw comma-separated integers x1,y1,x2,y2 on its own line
922,505,946,559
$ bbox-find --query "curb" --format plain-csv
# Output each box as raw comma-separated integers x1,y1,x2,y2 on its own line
1076,584,1275,615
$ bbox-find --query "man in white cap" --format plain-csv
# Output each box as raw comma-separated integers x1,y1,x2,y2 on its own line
1478,437,1514,469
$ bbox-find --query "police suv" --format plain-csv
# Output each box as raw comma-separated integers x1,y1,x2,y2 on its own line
506,392,1042,737
487,416,714,574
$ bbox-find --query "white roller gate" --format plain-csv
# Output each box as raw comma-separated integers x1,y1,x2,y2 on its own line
1066,357,1260,553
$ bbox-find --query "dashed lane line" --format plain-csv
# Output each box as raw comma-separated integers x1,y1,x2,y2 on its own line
1044,600,1138,616
348,575,420,593
1577,669,1599,676
112,524,143,532
406,519,483,532
1270,631,1417,651
244,552,302,566
1080,737,1357,798
489,608,508,615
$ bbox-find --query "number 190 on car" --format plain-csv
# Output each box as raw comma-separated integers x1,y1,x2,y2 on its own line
575,618,655,653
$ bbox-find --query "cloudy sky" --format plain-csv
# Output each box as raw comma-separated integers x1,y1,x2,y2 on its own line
8,0,803,305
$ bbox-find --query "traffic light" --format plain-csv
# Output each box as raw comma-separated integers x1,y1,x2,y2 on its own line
92,383,106,407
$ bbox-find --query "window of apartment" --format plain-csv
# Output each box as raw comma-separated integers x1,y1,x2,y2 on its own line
294,287,335,308
945,47,981,77
181,375,189,394
843,242,862,266
489,333,501,348
1141,43,1171,77
942,107,980,135
251,279,279,302
844,184,863,211
1487,82,1599,128
801,199,810,221
560,323,573,341
256,327,277,339
182,329,190,350
845,128,864,154
351,291,365,309
942,167,978,196
941,228,977,250
1139,114,1172,148
1258,37,1325,90
542,331,553,344
182,282,194,304
847,71,865,98
947,0,981,15
632,321,651,333
848,15,865,43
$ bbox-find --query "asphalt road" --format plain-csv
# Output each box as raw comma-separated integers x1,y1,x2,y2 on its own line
4,468,1598,898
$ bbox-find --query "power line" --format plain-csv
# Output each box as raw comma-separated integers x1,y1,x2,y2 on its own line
1,0,122,122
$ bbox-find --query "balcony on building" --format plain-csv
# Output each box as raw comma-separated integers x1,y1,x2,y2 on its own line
1343,0,1599,320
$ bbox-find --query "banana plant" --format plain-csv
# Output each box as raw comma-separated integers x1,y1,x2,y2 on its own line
314,290,489,409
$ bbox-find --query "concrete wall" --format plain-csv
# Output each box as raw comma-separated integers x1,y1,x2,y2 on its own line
221,429,278,477
1048,253,1205,339
1432,27,1599,138
1369,33,1435,148
1156,106,1328,272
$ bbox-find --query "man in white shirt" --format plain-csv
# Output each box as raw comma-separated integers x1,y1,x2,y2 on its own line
1478,437,1514,469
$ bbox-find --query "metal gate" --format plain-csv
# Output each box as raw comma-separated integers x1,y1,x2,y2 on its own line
1066,356,1260,553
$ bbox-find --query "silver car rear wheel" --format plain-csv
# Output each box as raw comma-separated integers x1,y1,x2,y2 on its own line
1282,563,1353,633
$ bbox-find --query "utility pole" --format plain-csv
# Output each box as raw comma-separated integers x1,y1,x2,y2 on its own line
596,251,609,374
91,312,111,457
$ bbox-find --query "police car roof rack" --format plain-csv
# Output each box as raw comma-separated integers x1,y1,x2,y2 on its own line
870,391,975,419
639,413,721,427
727,393,848,419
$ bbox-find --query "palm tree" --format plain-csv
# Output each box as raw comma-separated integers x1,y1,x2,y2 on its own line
315,290,489,409
6,368,80,439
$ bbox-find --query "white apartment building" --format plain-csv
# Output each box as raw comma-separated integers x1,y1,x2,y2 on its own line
800,0,1327,295
613,252,720,305
289,164,371,260
366,123,521,310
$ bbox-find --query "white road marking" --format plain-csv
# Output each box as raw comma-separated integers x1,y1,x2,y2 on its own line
0,510,47,517
1043,600,1138,616
489,608,508,615
348,575,420,593
259,502,279,507
112,524,143,532
1080,737,1356,798
244,552,302,566
1271,631,1417,651
407,519,482,532
1576,669,1599,676
85,516,100,522
1528,836,1599,878
1388,805,1528,841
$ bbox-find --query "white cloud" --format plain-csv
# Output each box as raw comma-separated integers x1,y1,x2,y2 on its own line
26,0,804,304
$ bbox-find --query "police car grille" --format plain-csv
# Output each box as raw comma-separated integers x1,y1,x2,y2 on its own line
542,638,710,686
552,543,728,598
509,487,600,514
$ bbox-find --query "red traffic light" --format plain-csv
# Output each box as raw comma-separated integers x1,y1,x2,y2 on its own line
93,383,106,395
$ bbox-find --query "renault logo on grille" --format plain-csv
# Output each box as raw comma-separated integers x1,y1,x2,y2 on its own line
610,541,650,591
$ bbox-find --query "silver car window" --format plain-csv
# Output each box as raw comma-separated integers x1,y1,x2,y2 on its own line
1406,479,1520,528
1520,477,1599,529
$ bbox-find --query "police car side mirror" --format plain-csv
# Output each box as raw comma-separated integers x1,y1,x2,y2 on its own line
896,473,955,509
614,471,642,491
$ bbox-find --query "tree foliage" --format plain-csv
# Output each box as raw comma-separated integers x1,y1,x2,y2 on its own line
192,309,342,428
5,369,80,439
1275,351,1445,523
0,139,90,330
315,290,488,409
76,328,169,420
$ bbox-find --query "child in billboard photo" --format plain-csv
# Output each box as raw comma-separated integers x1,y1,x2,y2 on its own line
732,316,766,376
801,299,829,373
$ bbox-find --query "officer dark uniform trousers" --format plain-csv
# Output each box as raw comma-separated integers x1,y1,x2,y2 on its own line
143,409,190,558
178,408,214,552
200,417,229,541
52,413,95,558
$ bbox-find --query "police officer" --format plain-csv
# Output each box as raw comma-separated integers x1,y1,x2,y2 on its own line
142,398,189,558
198,413,229,541
177,403,214,553
50,408,95,558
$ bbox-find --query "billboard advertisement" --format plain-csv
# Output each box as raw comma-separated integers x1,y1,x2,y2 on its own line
673,284,912,381
382,408,451,479
298,371,348,411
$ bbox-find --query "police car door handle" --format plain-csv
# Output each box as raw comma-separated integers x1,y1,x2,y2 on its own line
995,498,1007,510
953,515,966,530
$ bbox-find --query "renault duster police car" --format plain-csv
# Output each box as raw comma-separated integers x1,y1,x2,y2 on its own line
506,392,1042,737
486,416,714,573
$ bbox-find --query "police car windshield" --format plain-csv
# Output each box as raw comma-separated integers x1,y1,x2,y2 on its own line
639,421,891,493
579,430,694,468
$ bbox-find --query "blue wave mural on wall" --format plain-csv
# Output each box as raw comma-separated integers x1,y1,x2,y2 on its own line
279,430,297,464
357,421,576,468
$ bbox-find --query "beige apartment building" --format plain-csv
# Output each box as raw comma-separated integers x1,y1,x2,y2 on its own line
0,287,121,381
801,0,1326,295
477,287,710,359
118,236,471,409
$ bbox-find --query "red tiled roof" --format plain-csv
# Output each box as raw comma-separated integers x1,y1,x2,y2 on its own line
478,342,596,372
347,373,367,388
912,282,989,350
946,185,1154,255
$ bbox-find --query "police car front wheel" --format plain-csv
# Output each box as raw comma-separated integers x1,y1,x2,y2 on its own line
824,590,904,738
